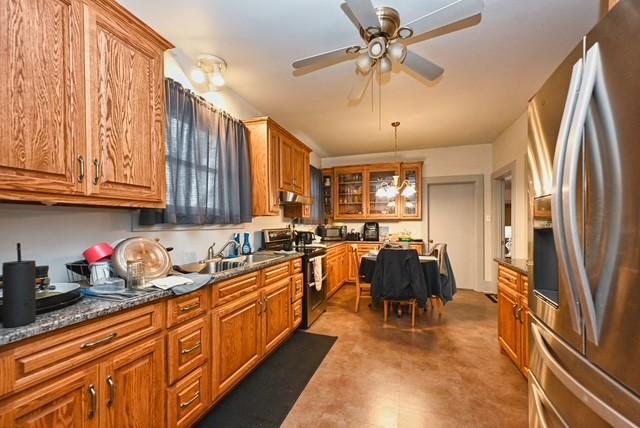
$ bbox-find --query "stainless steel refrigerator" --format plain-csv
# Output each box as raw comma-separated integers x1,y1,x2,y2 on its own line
527,0,640,426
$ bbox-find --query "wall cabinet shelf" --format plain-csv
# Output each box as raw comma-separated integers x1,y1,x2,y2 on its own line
0,0,173,208
244,117,312,217
327,161,423,221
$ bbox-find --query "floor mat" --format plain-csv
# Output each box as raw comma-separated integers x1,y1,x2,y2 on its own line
196,330,337,428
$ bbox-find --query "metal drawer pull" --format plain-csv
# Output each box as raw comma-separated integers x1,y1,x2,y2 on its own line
88,384,97,419
77,155,85,183
81,332,117,350
92,159,101,185
180,302,200,313
181,342,202,355
106,375,115,408
180,392,200,409
530,374,569,428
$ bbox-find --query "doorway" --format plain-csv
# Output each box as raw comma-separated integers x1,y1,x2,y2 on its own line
425,175,484,291
492,163,516,260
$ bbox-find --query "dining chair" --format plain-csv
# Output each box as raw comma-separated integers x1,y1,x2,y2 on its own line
350,244,371,312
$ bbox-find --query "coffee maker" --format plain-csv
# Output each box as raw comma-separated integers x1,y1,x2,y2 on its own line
362,222,380,241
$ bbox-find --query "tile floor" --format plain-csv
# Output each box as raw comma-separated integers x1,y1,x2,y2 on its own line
281,286,528,428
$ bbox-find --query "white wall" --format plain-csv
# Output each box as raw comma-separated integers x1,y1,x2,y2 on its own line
0,56,303,282
492,111,528,260
321,144,494,286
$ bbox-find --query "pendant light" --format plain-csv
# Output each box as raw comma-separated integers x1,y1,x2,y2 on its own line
375,122,416,199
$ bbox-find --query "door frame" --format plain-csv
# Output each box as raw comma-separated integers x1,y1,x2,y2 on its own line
491,161,516,261
424,175,485,291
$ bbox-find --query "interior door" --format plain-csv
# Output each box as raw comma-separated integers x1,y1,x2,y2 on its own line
86,7,165,204
428,182,477,290
580,2,640,396
0,0,85,197
103,336,164,428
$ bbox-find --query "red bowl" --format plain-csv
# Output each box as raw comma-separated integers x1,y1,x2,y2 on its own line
83,243,114,265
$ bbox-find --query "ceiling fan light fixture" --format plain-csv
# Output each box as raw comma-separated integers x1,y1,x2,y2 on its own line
397,27,413,39
368,37,387,59
356,52,374,73
379,56,392,73
211,67,225,87
388,42,407,62
190,68,206,84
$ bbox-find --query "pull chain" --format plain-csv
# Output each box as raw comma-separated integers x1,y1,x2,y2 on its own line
378,62,382,131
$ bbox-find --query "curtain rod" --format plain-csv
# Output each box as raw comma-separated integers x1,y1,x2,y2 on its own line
166,77,245,127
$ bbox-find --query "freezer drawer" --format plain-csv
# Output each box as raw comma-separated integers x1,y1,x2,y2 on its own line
529,316,640,427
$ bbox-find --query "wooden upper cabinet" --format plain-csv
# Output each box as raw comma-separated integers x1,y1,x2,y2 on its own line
0,0,173,208
244,117,312,216
0,0,85,198
366,163,400,219
334,166,366,219
85,4,166,204
400,162,422,219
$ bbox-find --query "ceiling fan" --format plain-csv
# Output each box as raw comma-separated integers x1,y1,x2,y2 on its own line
292,0,484,101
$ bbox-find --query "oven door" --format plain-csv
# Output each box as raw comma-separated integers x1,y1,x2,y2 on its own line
302,255,327,328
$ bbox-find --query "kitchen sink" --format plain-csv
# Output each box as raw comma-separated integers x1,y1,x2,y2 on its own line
194,253,284,274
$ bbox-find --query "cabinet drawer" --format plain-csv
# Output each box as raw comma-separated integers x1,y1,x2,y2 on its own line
167,316,209,385
498,266,519,290
521,276,529,295
358,244,380,252
167,289,208,328
292,299,302,329
263,262,290,285
292,273,304,302
211,271,260,308
167,364,209,428
0,303,163,397
292,258,302,274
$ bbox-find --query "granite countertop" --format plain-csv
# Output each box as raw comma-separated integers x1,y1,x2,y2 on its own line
324,240,424,248
0,252,302,348
494,257,529,275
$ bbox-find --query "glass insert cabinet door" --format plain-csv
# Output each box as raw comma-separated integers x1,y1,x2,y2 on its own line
400,163,422,219
367,166,400,218
322,169,333,218
335,169,364,217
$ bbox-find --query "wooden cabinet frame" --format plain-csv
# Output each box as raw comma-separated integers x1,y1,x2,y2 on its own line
497,264,529,377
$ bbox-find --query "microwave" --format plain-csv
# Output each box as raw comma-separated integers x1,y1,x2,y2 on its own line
316,225,347,241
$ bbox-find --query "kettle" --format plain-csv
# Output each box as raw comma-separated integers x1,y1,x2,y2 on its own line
294,231,315,246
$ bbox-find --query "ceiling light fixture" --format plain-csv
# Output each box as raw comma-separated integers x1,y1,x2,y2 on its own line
196,54,227,91
375,122,416,199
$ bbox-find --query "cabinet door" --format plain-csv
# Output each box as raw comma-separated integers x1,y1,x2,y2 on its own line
498,284,520,366
103,336,165,428
291,145,306,194
0,366,99,428
211,291,261,397
279,136,294,191
322,169,334,218
334,167,365,219
519,295,529,375
267,128,281,214
262,277,292,354
367,165,400,218
0,0,85,198
86,7,165,205
400,163,422,219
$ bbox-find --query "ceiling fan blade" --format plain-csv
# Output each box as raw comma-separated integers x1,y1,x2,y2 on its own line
348,70,373,101
340,2,363,33
292,46,358,69
344,0,380,32
402,50,444,81
404,0,483,39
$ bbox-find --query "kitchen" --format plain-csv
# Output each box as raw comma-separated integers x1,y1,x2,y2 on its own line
0,0,638,427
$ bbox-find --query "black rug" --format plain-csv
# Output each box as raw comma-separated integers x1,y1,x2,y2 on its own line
196,331,337,428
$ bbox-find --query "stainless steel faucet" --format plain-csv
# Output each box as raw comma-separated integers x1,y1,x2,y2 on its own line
215,240,240,258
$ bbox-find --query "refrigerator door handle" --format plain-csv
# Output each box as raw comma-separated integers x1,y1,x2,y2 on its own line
551,54,584,334
531,323,635,428
530,374,569,428
562,42,622,345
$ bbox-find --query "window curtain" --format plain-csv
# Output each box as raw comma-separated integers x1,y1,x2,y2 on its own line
139,79,252,225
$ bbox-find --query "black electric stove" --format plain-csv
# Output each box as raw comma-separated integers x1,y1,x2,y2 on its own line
262,229,327,328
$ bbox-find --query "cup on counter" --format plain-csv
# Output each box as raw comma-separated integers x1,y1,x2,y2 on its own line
2,260,36,327
126,260,146,288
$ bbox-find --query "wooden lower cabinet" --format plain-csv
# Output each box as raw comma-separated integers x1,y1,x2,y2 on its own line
167,364,209,428
497,263,529,377
211,291,262,397
0,366,99,428
262,278,292,355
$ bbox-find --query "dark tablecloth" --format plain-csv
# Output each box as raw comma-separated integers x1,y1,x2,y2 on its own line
359,256,441,298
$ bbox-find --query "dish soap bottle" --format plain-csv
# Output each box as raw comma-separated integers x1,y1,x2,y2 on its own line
241,232,252,255
233,233,240,257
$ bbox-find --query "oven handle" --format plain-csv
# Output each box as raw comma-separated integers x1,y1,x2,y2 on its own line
308,274,328,289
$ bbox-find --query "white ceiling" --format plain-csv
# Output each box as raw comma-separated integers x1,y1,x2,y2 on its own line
118,0,599,157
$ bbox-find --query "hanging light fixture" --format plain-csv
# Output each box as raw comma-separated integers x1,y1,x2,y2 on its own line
195,54,227,91
375,122,417,199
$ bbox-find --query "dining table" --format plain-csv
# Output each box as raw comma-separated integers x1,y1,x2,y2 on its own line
359,253,441,300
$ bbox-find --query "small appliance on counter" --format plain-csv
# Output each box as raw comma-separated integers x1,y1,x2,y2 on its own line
294,230,316,247
363,222,380,241
345,229,361,241
316,224,347,241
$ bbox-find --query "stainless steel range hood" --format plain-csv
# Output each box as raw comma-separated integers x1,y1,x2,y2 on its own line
279,191,312,205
